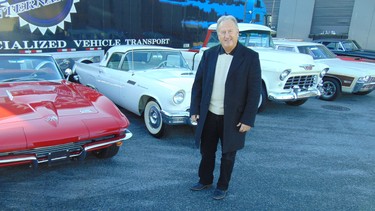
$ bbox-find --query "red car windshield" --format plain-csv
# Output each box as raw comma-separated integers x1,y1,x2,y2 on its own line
0,56,64,82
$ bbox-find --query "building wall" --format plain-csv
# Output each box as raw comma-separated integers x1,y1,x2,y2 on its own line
276,0,315,39
266,0,375,49
310,0,354,37
349,0,375,50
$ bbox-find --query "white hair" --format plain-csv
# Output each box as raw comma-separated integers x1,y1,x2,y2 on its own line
217,15,239,30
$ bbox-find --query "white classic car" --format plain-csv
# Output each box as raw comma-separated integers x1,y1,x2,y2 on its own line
181,23,329,111
74,45,195,138
274,40,375,101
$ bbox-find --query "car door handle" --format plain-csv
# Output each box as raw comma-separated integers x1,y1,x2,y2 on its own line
99,69,104,73
127,80,136,85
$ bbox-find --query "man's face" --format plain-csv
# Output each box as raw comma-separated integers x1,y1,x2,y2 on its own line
217,20,239,53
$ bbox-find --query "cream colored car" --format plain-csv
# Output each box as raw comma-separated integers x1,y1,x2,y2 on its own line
274,40,375,101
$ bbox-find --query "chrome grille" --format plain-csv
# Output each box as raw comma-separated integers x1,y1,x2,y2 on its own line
2,135,116,158
10,141,89,158
284,75,316,90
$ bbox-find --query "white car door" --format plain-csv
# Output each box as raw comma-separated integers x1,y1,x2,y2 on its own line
95,52,124,104
95,51,150,115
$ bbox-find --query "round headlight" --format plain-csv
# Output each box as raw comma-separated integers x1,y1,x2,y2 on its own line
279,69,291,81
173,90,185,104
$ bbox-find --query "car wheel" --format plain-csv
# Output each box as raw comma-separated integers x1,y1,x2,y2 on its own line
257,83,268,113
319,77,341,101
94,144,120,159
353,90,373,95
144,100,165,138
285,98,308,106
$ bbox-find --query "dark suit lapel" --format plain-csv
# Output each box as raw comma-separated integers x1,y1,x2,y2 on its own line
207,46,220,82
227,45,245,79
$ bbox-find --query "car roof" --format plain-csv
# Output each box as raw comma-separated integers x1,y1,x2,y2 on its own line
107,45,175,53
314,38,353,42
208,23,272,32
274,39,324,47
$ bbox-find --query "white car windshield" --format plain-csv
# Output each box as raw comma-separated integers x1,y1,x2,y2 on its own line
0,56,64,82
297,45,337,59
108,50,190,71
207,30,274,48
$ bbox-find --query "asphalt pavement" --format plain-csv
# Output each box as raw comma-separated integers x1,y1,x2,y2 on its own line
1,92,375,210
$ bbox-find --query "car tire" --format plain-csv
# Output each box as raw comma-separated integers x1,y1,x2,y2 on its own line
257,83,268,113
144,100,165,138
94,144,120,159
285,98,308,106
319,77,341,101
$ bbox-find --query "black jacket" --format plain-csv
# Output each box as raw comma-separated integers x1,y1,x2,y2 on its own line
190,43,262,153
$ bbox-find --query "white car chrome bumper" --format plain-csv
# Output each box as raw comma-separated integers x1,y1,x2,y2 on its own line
268,86,321,101
161,110,197,126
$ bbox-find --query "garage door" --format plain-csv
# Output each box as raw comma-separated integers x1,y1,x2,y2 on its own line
310,0,354,36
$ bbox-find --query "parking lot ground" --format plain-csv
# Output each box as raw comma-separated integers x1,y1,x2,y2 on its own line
1,92,375,210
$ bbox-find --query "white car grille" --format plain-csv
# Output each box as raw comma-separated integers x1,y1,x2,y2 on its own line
284,75,317,90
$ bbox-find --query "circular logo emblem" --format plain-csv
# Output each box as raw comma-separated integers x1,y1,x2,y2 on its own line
3,0,79,34
10,0,74,27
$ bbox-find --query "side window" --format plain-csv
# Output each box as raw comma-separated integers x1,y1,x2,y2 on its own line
107,53,123,69
121,54,132,71
166,54,181,67
207,32,219,48
122,51,151,70
337,43,345,51
324,42,336,50
238,33,247,45
277,46,295,52
342,42,354,51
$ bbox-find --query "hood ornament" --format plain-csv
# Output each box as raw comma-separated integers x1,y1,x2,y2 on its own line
300,64,315,70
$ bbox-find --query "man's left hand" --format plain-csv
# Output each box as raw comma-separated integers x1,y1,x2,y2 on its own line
237,123,251,133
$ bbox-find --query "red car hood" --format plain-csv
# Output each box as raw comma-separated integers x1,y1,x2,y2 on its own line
0,81,98,121
0,81,124,152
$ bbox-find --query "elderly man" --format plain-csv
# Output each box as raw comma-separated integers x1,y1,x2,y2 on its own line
189,15,262,200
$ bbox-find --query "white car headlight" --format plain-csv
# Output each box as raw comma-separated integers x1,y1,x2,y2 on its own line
279,69,291,81
320,68,329,78
173,90,185,104
358,76,370,83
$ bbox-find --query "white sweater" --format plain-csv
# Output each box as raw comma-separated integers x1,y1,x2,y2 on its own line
209,54,233,115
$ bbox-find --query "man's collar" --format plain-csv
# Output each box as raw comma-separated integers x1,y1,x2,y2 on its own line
219,42,238,55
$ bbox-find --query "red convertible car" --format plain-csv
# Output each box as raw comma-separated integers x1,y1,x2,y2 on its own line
0,54,132,168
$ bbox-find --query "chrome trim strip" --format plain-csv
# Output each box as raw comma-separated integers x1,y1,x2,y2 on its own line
0,155,36,164
84,129,132,151
1,129,132,167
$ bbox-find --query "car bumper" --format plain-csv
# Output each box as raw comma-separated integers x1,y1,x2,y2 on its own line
0,129,132,168
161,110,197,126
352,81,375,93
268,86,321,101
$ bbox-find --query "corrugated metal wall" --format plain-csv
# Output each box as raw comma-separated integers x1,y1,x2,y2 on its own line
264,0,281,30
310,0,355,36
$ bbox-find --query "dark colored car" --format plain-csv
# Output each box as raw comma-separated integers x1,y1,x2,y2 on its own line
314,39,375,62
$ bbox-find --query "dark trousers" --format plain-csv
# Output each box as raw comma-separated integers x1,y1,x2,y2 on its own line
198,111,237,191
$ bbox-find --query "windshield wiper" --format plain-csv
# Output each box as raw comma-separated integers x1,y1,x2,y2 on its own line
1,77,45,82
